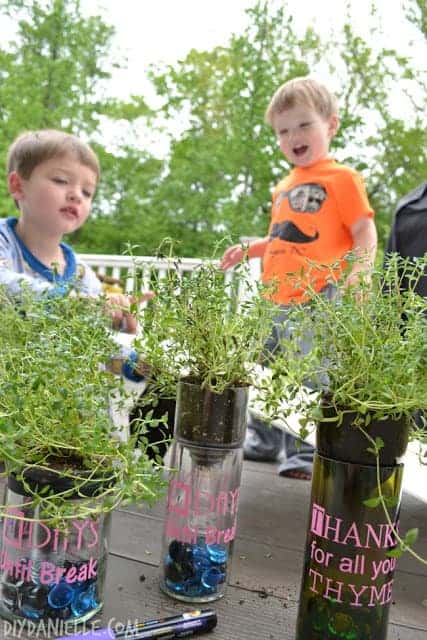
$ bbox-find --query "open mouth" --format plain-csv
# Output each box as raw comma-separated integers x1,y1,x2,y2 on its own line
61,206,78,219
293,145,308,157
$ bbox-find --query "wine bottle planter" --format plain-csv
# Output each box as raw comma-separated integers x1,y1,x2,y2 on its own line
160,380,248,602
296,412,409,639
0,468,111,626
317,406,411,466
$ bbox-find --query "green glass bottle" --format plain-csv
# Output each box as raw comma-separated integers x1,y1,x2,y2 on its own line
296,454,403,640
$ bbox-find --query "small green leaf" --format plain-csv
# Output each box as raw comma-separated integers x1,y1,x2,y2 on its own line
375,437,384,450
383,496,399,507
403,528,419,546
363,496,382,508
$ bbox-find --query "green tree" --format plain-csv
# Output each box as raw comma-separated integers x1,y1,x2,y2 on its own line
327,13,427,244
147,0,427,254
406,0,427,36
0,0,113,162
147,2,323,256
74,143,165,255
0,0,164,254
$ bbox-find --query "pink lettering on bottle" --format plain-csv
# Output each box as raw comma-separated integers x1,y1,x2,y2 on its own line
167,480,191,517
72,519,99,551
382,524,398,549
193,490,215,516
229,488,240,515
215,492,228,515
368,579,394,607
310,503,325,536
348,583,369,607
308,568,323,593
223,521,236,543
341,522,362,548
309,502,400,549
323,514,343,544
40,562,57,585
324,577,344,602
3,508,27,549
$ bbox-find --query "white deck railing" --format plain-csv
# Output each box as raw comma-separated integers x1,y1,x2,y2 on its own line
79,253,262,298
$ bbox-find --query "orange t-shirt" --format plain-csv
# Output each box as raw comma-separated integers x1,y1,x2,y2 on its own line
262,158,374,304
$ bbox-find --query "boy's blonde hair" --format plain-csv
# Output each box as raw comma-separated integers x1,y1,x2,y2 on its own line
265,76,338,125
6,129,100,181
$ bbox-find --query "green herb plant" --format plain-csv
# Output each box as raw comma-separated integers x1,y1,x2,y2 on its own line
0,286,166,528
134,256,277,398
259,254,427,562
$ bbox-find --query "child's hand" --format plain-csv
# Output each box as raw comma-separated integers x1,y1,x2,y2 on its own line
220,245,245,270
105,291,154,334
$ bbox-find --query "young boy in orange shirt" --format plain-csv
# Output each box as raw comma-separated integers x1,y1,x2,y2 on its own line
221,76,377,479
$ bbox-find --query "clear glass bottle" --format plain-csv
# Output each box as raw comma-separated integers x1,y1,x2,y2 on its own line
0,472,111,626
159,380,248,602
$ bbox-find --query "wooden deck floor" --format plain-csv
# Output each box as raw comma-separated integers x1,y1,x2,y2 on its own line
0,459,426,639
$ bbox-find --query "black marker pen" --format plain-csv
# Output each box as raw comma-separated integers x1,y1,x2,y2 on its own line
57,609,217,640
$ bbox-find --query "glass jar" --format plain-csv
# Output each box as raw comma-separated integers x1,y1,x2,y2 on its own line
0,471,111,626
159,380,248,602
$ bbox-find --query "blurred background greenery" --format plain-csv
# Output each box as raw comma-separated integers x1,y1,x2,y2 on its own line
0,0,425,259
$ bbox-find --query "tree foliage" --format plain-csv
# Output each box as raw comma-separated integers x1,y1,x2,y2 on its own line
145,3,322,256
0,0,162,253
0,0,426,257
0,0,112,152
147,0,427,254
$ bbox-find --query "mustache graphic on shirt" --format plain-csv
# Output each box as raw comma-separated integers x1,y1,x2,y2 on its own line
270,220,319,244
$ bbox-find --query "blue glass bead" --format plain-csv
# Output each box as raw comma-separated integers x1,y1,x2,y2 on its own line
70,583,98,617
192,545,209,561
192,545,211,572
182,577,204,597
20,604,44,620
47,581,74,609
206,544,228,564
19,583,48,619
165,578,185,593
194,558,211,573
201,567,224,590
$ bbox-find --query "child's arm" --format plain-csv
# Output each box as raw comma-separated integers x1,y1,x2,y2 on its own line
345,216,378,287
220,236,269,270
106,291,154,334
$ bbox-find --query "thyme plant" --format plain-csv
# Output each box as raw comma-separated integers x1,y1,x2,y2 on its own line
135,258,277,396
261,254,427,439
258,255,427,560
0,286,165,527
